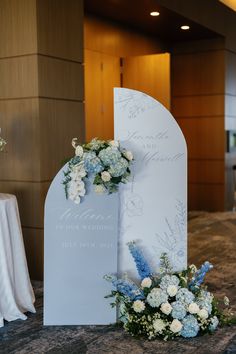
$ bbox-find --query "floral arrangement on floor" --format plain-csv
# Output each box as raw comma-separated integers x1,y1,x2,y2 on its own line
63,138,133,204
0,128,6,152
105,241,234,341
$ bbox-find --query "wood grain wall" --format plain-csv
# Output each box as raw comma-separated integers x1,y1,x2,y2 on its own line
84,15,169,141
84,15,167,57
0,0,84,280
171,39,226,211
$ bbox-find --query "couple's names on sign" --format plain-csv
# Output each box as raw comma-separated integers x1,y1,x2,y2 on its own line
44,178,118,325
114,88,187,278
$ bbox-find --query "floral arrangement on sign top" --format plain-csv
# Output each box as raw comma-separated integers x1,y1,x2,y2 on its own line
0,129,6,152
63,138,133,204
105,241,234,341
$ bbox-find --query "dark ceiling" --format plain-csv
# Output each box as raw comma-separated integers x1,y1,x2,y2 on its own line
84,0,221,42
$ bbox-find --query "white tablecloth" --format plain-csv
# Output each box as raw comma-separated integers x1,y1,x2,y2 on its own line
0,194,36,328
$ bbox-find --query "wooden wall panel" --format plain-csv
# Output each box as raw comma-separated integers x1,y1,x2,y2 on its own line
172,95,225,118
123,54,170,110
177,117,225,159
37,0,83,62
172,51,225,96
101,53,121,139
0,0,37,58
0,0,84,280
85,50,120,141
172,45,226,211
84,15,166,56
0,181,49,228
188,184,225,211
38,56,84,101
22,228,44,280
0,56,38,99
39,99,84,180
188,160,225,184
0,99,40,181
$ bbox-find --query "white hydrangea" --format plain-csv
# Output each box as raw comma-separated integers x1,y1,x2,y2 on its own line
153,319,166,333
109,140,119,148
147,288,168,308
94,184,106,194
75,145,83,157
170,319,183,333
188,303,200,314
198,308,208,319
132,300,145,313
101,171,111,182
124,150,133,161
160,302,172,315
167,285,178,297
141,277,152,288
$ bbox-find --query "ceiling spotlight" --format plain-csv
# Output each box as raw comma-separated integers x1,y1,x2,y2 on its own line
181,25,190,30
150,11,160,16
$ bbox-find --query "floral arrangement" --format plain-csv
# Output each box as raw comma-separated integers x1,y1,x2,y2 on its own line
0,128,6,152
63,138,133,204
105,241,234,340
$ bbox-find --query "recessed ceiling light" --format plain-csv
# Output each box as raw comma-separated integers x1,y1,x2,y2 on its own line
150,11,160,16
181,25,190,30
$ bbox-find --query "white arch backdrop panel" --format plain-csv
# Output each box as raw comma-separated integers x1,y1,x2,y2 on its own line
44,168,118,325
114,88,187,277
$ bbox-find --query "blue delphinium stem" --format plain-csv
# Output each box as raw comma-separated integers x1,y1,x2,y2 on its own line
104,274,144,300
189,261,213,291
127,241,152,280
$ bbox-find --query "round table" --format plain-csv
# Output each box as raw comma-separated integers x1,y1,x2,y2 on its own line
0,194,36,328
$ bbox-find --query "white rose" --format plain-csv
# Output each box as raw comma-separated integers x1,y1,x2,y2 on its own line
153,319,166,332
188,302,200,314
170,319,183,333
75,145,83,157
132,300,145,313
141,277,152,288
198,308,208,319
160,302,172,315
124,150,133,161
109,140,119,148
94,184,106,194
167,285,178,297
101,171,111,182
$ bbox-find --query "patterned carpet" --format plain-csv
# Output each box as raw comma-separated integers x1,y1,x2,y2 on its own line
0,212,236,354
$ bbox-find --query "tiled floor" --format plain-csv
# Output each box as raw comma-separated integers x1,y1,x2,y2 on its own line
0,212,236,354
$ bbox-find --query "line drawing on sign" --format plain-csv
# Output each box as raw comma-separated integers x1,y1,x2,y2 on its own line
115,91,158,119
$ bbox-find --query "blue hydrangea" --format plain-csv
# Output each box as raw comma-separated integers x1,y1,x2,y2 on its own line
147,288,168,308
181,315,200,338
109,158,129,177
83,152,103,174
98,147,121,166
209,316,219,332
196,290,213,314
159,275,179,290
128,242,151,280
171,301,187,320
189,261,213,291
176,288,195,305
